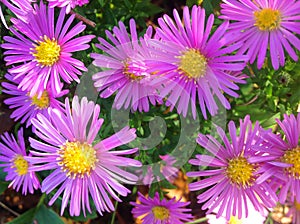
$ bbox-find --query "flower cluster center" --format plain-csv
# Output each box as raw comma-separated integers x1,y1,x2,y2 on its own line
31,91,50,109
33,36,61,67
13,155,29,176
58,141,98,178
152,206,170,221
281,146,300,179
178,49,207,79
254,8,281,31
226,156,254,187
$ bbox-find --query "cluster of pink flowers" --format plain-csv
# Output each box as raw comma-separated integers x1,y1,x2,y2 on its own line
0,0,300,223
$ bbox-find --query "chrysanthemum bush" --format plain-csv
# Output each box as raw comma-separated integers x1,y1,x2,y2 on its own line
0,0,300,223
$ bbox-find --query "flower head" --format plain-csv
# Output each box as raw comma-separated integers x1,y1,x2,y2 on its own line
91,19,162,112
27,96,141,216
47,0,89,13
147,6,248,119
2,73,68,128
1,2,94,98
131,192,193,224
0,128,40,195
220,0,300,69
255,113,300,204
187,115,277,220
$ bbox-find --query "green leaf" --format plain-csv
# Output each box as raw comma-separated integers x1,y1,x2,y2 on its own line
66,209,98,222
97,0,106,7
0,166,7,181
7,208,36,224
202,0,214,15
186,0,202,7
34,205,64,224
261,113,280,129
0,181,9,195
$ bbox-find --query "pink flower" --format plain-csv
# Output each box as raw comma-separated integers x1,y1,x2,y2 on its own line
27,96,141,216
0,128,40,195
220,0,300,69
1,2,94,97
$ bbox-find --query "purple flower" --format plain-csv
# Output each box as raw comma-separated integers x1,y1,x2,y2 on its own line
255,113,300,204
2,73,68,128
131,192,193,224
0,0,34,28
91,19,162,112
147,6,248,119
47,0,89,13
27,96,141,216
187,115,277,221
0,128,40,195
1,2,94,98
220,0,300,70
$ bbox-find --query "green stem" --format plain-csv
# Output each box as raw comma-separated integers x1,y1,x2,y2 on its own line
36,193,46,208
186,217,209,224
110,200,119,224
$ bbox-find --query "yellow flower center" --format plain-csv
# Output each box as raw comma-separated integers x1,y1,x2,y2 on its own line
57,141,98,178
226,156,254,187
178,49,207,79
228,216,243,224
33,36,61,67
281,146,300,179
30,91,50,109
13,155,29,176
254,8,281,31
152,206,170,221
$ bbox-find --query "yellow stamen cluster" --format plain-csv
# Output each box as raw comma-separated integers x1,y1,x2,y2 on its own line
13,155,29,176
226,156,254,187
57,141,98,178
178,49,207,80
31,91,50,109
281,147,300,179
254,8,281,31
33,36,61,67
152,206,170,221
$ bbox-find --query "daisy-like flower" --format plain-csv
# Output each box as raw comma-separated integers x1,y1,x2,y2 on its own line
255,113,300,204
0,0,34,28
91,19,162,112
220,0,300,70
131,192,193,223
47,0,89,13
187,115,277,221
147,6,248,119
1,2,94,98
0,128,40,195
27,96,141,216
2,73,68,128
